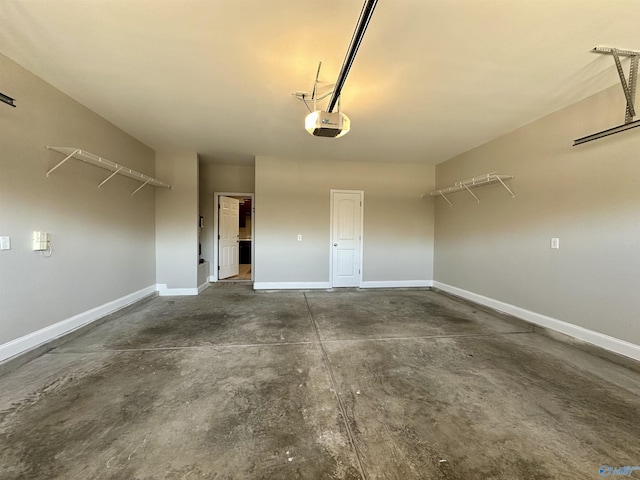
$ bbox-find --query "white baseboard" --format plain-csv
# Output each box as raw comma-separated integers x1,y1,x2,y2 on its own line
208,275,216,283
198,281,210,293
254,280,434,291
157,284,199,296
433,281,640,362
253,281,332,290
360,280,433,289
0,285,157,363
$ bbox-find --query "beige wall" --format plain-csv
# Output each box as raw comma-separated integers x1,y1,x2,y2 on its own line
434,85,640,345
0,53,156,345
156,152,199,290
255,156,435,285
199,163,255,275
4,45,634,359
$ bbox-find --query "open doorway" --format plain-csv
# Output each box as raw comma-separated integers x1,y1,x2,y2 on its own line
213,192,254,282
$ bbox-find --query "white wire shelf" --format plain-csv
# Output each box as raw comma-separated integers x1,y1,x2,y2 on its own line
423,172,514,206
45,146,172,195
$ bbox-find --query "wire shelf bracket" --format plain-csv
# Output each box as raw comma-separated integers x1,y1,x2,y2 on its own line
574,46,640,146
45,146,172,195
423,173,515,207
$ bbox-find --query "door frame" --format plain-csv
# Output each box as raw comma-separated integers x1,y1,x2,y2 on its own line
212,191,254,282
329,189,364,288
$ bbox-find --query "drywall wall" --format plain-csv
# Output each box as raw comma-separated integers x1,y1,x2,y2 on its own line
198,163,255,275
0,53,156,347
155,152,199,291
255,156,435,286
434,84,640,347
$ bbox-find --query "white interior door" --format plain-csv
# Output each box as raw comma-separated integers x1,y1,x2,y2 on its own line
331,191,363,287
219,196,240,279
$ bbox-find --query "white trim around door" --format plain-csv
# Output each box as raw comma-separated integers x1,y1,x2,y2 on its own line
329,189,364,288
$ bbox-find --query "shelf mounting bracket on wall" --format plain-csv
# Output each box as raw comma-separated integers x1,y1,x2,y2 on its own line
574,46,640,146
423,173,515,207
46,146,172,195
98,167,123,188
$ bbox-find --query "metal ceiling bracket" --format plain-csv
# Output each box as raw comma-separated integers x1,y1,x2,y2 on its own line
593,46,640,57
626,56,638,123
573,46,640,145
611,49,636,120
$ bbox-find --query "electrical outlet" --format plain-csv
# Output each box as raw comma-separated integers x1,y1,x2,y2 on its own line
551,237,560,249
0,236,10,250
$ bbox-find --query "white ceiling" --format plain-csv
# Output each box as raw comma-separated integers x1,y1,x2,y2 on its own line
1,0,638,165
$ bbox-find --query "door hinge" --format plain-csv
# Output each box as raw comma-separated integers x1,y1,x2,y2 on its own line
218,265,220,270
218,235,221,240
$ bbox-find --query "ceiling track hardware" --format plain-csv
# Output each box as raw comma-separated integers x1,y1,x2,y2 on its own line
0,91,16,107
424,173,515,207
574,46,640,146
46,146,173,196
326,0,378,113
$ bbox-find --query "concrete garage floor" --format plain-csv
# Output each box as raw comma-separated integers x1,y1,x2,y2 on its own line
1,286,639,479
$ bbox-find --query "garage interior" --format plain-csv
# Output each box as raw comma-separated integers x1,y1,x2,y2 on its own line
1,1,640,479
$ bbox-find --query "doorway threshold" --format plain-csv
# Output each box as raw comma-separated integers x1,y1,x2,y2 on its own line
220,264,252,282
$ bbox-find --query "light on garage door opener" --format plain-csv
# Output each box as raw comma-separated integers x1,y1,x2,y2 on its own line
295,0,378,138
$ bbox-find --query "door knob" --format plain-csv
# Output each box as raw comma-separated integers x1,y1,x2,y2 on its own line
333,243,338,246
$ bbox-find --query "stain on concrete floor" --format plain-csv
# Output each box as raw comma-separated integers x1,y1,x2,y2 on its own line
1,286,639,479
0,346,359,479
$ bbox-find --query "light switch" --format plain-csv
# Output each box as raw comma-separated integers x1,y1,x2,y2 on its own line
297,234,302,241
551,237,560,249
0,236,10,250
33,231,50,251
